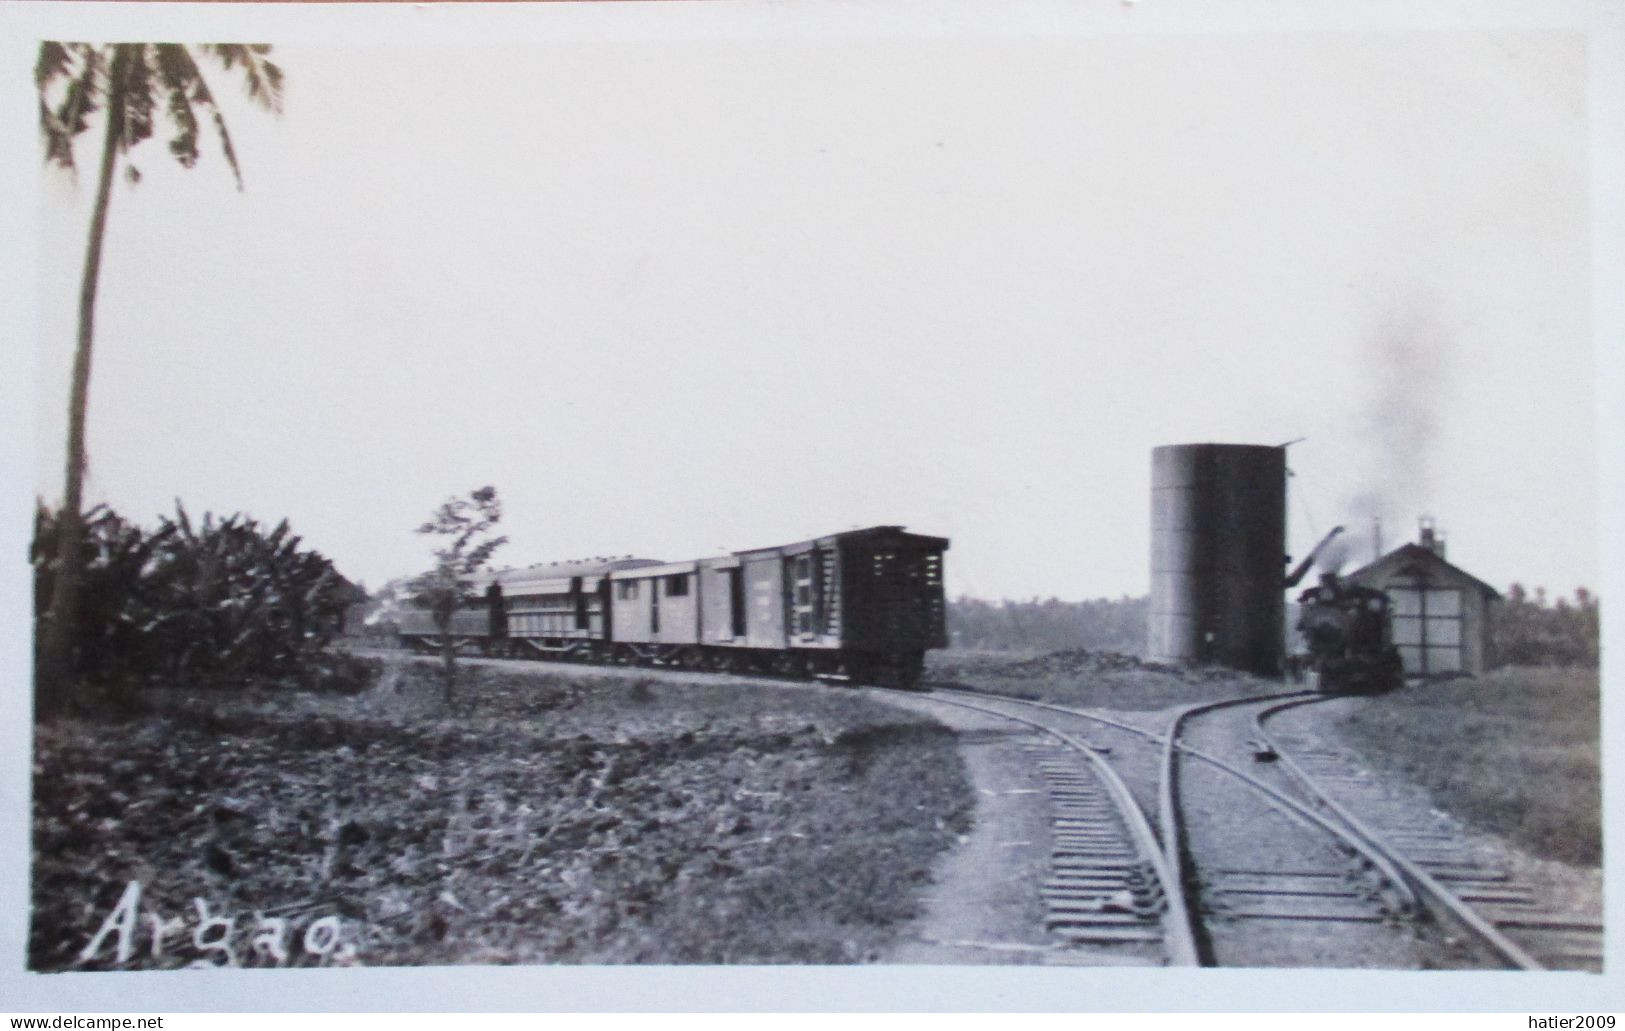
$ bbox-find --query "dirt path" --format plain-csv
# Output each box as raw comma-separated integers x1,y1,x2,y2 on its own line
865,690,1157,966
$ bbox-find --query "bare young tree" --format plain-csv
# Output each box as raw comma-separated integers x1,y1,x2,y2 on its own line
35,43,283,705
412,487,508,705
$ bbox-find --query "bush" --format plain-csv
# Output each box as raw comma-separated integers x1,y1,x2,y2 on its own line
33,501,363,697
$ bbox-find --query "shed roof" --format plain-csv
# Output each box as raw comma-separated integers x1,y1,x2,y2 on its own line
1343,543,1501,599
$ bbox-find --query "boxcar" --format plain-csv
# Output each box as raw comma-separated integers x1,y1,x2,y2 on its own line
606,525,949,684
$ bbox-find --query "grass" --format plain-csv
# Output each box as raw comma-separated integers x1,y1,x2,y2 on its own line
1330,666,1601,867
31,660,972,969
926,648,1278,712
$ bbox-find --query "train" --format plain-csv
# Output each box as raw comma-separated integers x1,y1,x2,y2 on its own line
1294,572,1405,695
395,525,950,687
1282,527,1404,695
392,515,1401,694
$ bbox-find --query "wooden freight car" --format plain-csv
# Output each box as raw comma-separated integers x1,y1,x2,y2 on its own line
607,526,949,684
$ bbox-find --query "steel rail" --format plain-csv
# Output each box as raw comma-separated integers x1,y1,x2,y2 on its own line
931,686,1421,913
1156,691,1318,967
1253,696,1546,971
894,688,1202,966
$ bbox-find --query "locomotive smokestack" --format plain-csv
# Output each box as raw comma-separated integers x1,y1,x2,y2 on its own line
1373,515,1383,563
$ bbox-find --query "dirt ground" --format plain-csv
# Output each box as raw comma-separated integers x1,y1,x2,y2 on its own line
30,659,972,969
926,648,1268,711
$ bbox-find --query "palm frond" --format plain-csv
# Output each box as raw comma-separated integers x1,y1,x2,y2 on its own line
118,45,157,158
152,43,201,170
39,44,104,172
181,64,245,191
202,43,284,114
35,41,71,90
38,41,278,190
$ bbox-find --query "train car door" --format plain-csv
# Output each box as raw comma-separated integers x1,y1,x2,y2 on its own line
729,567,746,638
740,554,785,648
572,577,588,634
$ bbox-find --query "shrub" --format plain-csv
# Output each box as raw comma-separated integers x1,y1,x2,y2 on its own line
33,501,362,697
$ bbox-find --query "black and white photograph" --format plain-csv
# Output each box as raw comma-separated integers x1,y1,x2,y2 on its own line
2,0,1621,1013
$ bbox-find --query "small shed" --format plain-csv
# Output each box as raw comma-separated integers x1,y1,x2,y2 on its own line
1343,521,1500,677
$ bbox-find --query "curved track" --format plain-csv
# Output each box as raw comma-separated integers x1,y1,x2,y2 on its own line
933,687,1421,908
898,690,1201,965
1255,697,1602,971
930,683,1600,970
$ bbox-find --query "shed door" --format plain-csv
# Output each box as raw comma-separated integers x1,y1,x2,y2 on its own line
1390,587,1463,676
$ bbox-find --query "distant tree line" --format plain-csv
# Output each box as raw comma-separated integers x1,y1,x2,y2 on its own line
32,501,366,707
1490,585,1599,668
947,596,1148,655
948,587,1602,671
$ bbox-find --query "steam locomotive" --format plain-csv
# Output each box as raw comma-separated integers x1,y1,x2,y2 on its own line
396,525,949,687
1294,572,1404,695
1286,527,1404,695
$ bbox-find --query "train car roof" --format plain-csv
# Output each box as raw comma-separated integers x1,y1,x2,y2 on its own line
734,525,951,558
608,560,701,580
479,556,664,589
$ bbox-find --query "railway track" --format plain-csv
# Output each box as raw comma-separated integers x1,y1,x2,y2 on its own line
927,687,1432,967
897,690,1201,965
923,684,1600,970
1254,697,1604,972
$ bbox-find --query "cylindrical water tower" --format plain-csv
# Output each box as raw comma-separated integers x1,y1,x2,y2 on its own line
1148,443,1287,676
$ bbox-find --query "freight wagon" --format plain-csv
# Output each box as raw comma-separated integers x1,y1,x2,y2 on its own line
397,525,949,686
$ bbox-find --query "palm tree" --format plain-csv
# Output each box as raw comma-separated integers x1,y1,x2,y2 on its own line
35,43,283,701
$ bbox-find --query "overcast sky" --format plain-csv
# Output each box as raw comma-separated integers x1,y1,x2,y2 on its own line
23,10,1604,601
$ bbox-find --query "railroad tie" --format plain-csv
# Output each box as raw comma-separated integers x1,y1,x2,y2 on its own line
1033,759,1166,951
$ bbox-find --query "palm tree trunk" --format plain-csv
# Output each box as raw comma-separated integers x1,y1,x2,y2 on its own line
39,46,129,706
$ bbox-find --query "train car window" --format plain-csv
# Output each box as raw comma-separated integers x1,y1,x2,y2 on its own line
616,581,639,601
666,574,689,597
